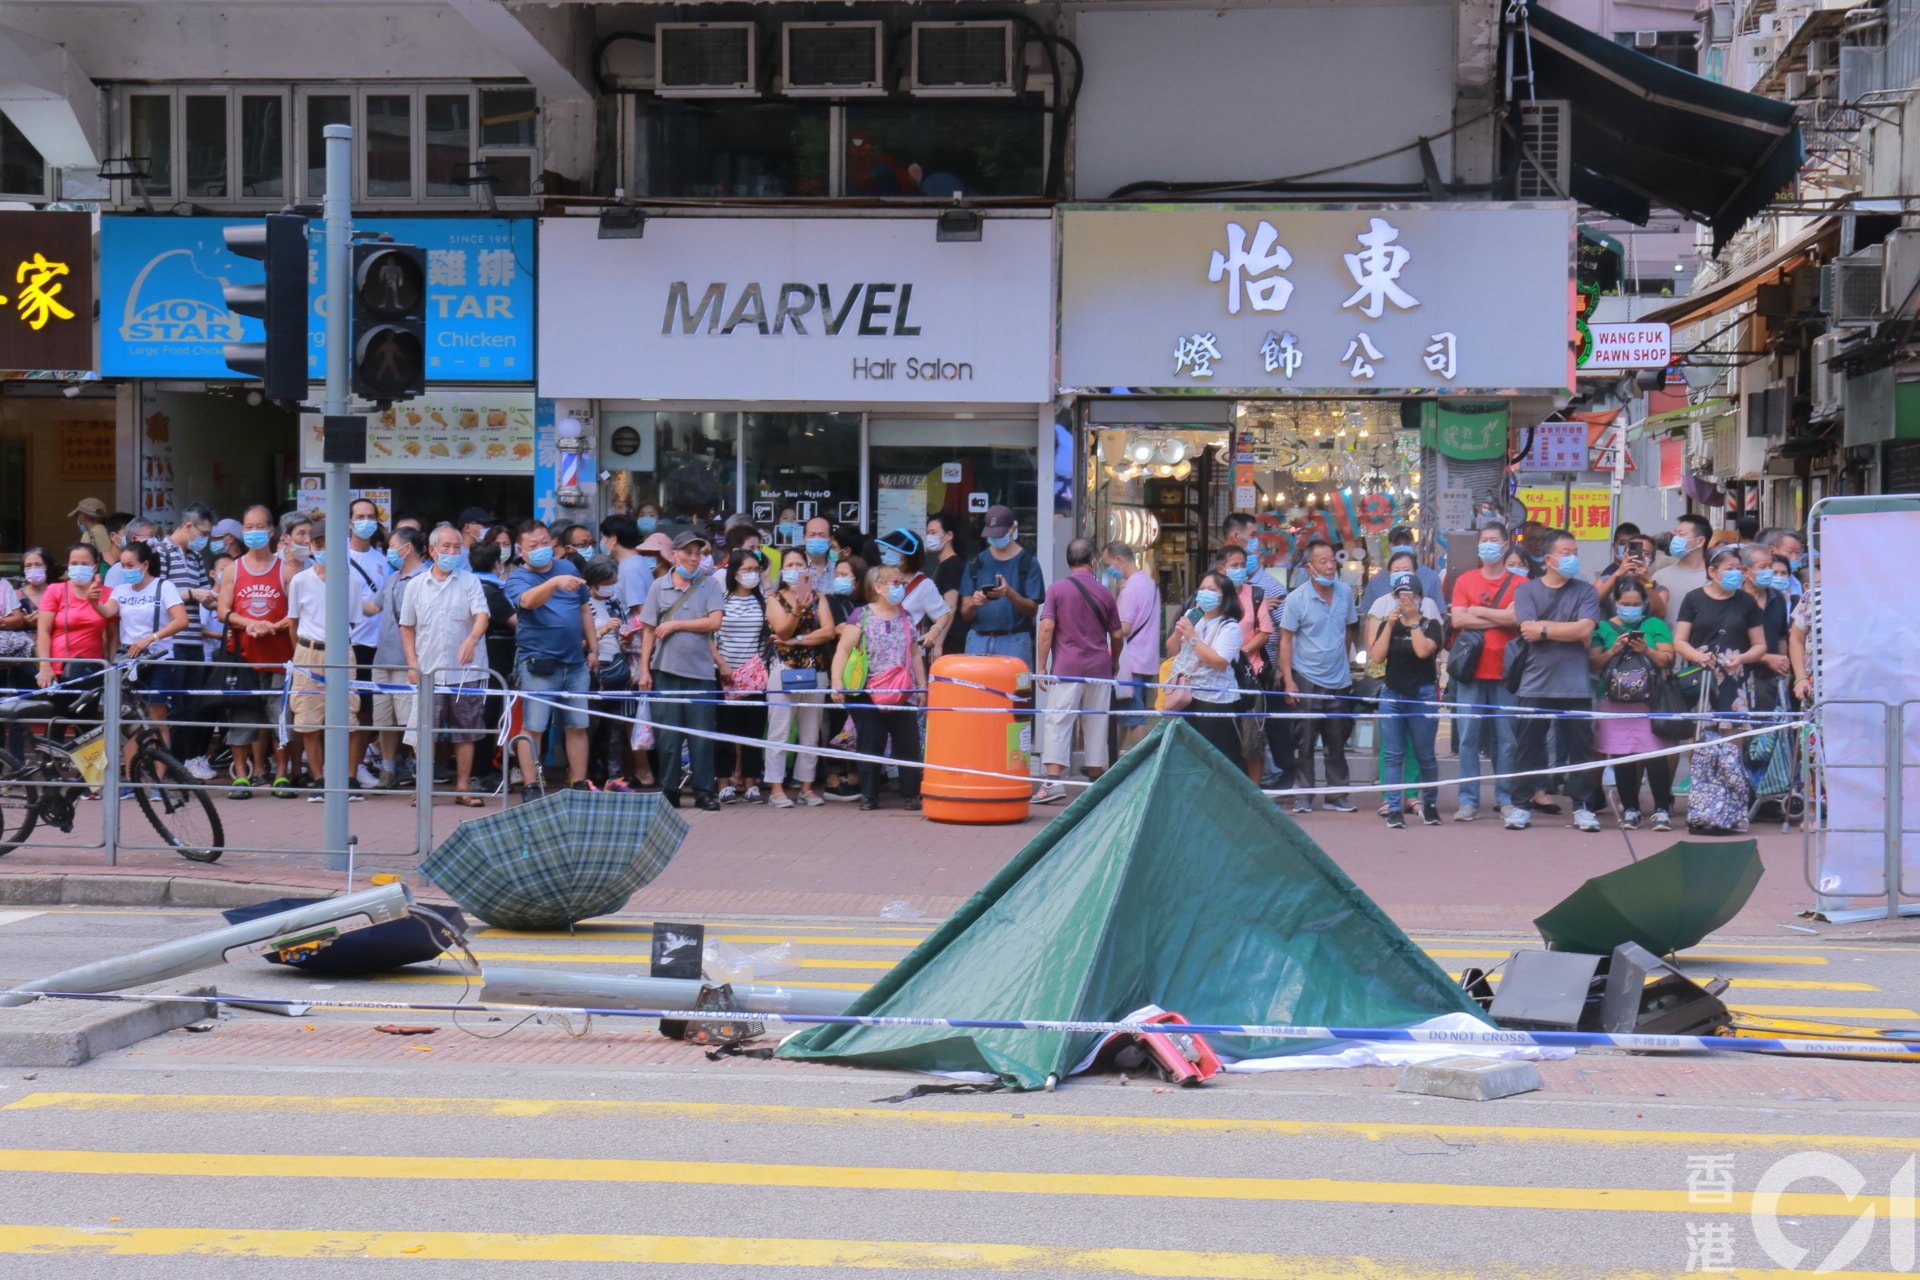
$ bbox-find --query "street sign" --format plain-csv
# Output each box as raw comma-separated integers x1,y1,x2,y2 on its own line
1580,322,1671,370
1520,421,1590,471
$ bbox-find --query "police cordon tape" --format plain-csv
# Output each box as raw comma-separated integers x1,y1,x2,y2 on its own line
2,989,1911,1058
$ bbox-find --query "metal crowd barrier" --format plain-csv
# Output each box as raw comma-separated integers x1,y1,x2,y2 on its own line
1801,697,1920,921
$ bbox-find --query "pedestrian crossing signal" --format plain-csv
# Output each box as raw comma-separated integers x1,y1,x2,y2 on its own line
351,243,427,403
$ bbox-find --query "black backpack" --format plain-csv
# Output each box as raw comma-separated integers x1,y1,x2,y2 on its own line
1599,642,1660,703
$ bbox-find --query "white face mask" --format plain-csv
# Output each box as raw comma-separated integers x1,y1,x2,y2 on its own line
737,571,761,589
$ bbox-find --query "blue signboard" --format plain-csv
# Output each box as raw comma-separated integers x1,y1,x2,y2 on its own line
100,216,534,381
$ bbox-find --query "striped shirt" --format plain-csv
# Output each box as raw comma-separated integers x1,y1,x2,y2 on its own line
153,535,211,597
717,591,767,667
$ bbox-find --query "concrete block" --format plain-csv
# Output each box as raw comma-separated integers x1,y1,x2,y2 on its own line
0,876,64,906
59,875,169,907
0,982,215,1067
1394,1055,1543,1101
163,878,286,910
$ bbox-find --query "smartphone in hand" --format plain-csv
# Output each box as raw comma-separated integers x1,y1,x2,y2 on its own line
1186,607,1204,624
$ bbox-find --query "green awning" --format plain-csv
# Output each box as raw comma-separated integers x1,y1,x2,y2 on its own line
1527,3,1803,252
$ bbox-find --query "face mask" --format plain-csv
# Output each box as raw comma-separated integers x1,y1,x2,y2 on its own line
832,576,853,596
923,533,944,552
738,571,761,589
75,519,88,535
777,522,801,544
638,556,657,576
637,517,658,535
1224,566,1248,586
188,535,209,553
285,542,309,561
310,548,326,567
23,567,46,585
1556,555,1581,577
1245,537,1261,557
674,560,698,581
382,548,402,570
67,564,95,585
987,533,1013,550
1617,604,1645,623
698,554,715,575
436,553,464,574
498,547,514,565
1193,588,1222,613
1670,536,1693,559
1789,555,1804,572
1100,566,1122,588
1312,573,1336,588
805,537,830,558
884,583,906,604
242,529,271,551
107,566,138,587
351,519,378,540
526,546,554,570
1477,541,1503,563
1754,569,1777,589
1508,565,1528,577
1718,569,1745,591
781,567,801,586
880,549,903,567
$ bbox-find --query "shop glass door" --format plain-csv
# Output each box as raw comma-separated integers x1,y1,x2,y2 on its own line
867,418,1039,561
742,412,861,549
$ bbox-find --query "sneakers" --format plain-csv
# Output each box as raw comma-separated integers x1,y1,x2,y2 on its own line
354,763,382,790
1621,808,1642,830
744,785,763,804
1033,781,1069,804
1502,804,1531,830
857,796,879,811
718,785,739,804
1385,809,1406,829
1290,801,1312,815
801,790,826,807
823,781,860,802
1322,798,1357,813
521,783,546,805
183,756,217,782
904,796,922,812
768,791,795,809
1421,804,1442,827
1453,804,1478,823
227,775,254,801
1652,809,1673,832
1573,808,1602,833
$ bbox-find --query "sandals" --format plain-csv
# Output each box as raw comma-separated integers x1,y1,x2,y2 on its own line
455,794,485,808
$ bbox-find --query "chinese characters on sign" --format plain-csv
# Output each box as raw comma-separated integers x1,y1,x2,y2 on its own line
1683,1153,1736,1273
1207,220,1294,315
1173,332,1223,379
1260,331,1302,378
1516,486,1613,538
0,211,95,374
1340,217,1420,319
59,422,117,480
1521,421,1592,471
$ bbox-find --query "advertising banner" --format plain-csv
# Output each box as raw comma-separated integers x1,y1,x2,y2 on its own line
0,210,95,373
299,389,536,473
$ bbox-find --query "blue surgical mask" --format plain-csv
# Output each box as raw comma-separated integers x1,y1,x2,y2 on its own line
242,529,270,551
67,564,95,585
188,535,209,553
386,548,405,570
885,583,906,604
1719,569,1745,591
1670,536,1692,558
1224,566,1248,586
351,519,378,540
1556,555,1581,577
527,546,555,570
1312,573,1336,588
805,537,830,558
1754,569,1776,589
638,556,657,576
987,533,1013,550
1507,565,1528,577
1193,588,1222,613
436,553,464,574
1244,537,1261,557
781,567,801,585
106,565,136,587
637,517,658,535
832,575,853,596
1100,566,1122,588
1789,554,1804,572
1616,604,1645,624
1476,541,1503,563
881,549,903,567
311,548,326,567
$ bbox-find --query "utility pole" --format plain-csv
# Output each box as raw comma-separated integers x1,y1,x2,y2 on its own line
322,122,352,871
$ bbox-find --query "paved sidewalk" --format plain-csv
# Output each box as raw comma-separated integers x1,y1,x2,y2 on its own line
0,786,1906,940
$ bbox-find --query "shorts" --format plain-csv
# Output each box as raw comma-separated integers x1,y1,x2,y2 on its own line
516,657,590,733
371,665,416,730
430,682,489,743
123,652,181,710
289,641,363,730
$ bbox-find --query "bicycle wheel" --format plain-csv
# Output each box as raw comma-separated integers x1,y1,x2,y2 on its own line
131,744,225,862
0,746,36,857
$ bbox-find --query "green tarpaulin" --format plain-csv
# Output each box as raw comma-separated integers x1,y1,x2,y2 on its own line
778,720,1487,1089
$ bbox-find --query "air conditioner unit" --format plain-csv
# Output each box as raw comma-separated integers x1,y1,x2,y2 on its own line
655,22,757,98
1710,2,1736,42
1839,44,1886,101
1882,227,1920,316
1635,29,1659,48
910,20,1018,97
1844,365,1895,447
1746,383,1790,438
1786,70,1808,98
783,21,884,97
1830,245,1884,326
1811,332,1843,422
1517,99,1571,199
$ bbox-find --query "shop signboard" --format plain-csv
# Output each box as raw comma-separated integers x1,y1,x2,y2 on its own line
1519,420,1591,471
1517,486,1612,539
0,210,95,374
537,215,1053,403
99,217,533,381
1579,321,1670,370
59,422,116,479
1059,203,1573,396
1419,400,1508,460
295,478,392,525
299,389,536,473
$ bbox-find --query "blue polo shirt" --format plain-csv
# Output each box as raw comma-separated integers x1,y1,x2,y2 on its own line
505,561,589,666
959,547,1046,635
1280,579,1358,689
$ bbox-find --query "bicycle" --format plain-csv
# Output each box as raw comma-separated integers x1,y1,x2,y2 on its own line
0,680,225,862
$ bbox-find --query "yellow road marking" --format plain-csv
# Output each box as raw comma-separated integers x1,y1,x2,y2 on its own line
477,931,926,948
1725,1004,1920,1020
14,1092,1920,1153
0,1223,1726,1277
1421,948,1828,966
0,1147,1894,1217
348,972,874,991
1442,972,1880,993
469,951,896,970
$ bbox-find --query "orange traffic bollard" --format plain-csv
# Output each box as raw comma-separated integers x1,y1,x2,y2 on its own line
921,654,1031,824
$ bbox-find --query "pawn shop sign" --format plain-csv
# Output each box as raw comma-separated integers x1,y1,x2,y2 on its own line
1579,322,1671,371
0,211,95,374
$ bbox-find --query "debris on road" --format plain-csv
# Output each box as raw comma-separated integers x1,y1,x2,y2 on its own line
1534,838,1762,956
219,898,466,976
373,1025,437,1036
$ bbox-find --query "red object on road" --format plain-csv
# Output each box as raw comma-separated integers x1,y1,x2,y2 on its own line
1137,1011,1221,1085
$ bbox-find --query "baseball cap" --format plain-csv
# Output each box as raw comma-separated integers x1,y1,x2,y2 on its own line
308,517,329,542
671,530,709,550
456,506,496,528
982,504,1015,536
68,497,107,520
210,518,245,541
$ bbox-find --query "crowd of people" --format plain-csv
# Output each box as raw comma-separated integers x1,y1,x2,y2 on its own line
0,495,1812,837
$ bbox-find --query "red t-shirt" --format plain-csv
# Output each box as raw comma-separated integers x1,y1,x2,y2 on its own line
1449,568,1522,681
41,581,111,674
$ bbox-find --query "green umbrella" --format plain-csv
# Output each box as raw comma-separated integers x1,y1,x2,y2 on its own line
1534,838,1763,956
420,790,688,931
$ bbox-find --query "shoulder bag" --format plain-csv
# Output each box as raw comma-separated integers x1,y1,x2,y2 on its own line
1446,573,1515,687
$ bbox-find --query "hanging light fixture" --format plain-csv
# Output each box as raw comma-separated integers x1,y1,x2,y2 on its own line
1154,437,1188,465
1127,436,1157,465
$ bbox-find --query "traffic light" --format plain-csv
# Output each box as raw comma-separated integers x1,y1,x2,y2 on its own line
351,242,427,402
222,213,309,403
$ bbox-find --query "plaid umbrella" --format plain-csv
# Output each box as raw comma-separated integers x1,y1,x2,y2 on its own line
420,790,688,930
